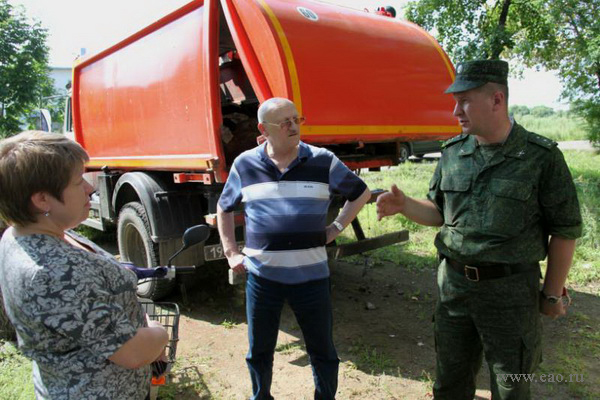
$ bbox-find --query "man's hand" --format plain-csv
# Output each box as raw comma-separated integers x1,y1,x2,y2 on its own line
376,184,406,220
227,252,245,275
325,224,340,244
540,297,568,319
542,237,576,319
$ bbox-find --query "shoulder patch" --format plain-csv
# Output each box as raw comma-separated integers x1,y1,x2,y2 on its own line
442,133,468,148
527,132,557,150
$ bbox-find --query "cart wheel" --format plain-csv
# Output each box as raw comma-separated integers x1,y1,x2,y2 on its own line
118,202,175,299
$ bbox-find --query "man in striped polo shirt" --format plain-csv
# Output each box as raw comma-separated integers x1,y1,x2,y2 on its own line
217,98,370,400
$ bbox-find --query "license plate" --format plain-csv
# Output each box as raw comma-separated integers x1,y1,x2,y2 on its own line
203,242,244,261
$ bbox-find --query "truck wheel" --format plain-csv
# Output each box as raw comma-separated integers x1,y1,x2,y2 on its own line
117,202,175,299
398,143,410,163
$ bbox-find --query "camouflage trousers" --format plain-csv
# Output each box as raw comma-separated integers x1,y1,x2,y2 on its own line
433,259,542,400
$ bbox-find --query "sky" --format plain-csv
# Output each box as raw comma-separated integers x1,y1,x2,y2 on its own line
8,0,566,109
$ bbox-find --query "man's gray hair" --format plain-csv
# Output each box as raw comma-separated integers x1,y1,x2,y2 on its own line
257,97,294,123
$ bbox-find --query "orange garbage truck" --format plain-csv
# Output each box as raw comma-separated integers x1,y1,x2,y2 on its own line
68,0,459,299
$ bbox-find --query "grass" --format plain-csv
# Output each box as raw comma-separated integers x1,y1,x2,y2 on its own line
274,342,303,355
339,161,440,271
0,341,34,399
219,319,237,330
347,340,396,375
515,114,589,142
564,151,600,286
158,359,213,399
538,311,600,399
339,150,600,288
0,151,597,398
74,224,116,243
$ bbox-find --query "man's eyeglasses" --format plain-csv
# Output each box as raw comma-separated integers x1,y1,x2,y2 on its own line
263,116,306,130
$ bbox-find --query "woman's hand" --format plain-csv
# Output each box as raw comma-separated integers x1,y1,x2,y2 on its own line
155,346,168,362
109,319,169,369
147,319,164,329
147,320,168,361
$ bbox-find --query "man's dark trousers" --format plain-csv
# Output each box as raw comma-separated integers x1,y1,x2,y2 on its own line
246,272,339,400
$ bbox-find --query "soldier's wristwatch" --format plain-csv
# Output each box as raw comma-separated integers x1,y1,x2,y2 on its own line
332,220,344,232
541,291,561,304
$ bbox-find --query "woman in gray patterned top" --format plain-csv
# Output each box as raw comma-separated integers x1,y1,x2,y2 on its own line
0,131,168,399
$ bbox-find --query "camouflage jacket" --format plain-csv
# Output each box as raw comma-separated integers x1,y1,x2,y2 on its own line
0,228,150,399
427,122,582,265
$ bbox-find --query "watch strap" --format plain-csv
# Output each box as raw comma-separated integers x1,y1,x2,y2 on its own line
332,220,344,232
541,291,561,304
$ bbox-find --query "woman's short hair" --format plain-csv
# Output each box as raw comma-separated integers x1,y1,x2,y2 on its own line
0,131,89,226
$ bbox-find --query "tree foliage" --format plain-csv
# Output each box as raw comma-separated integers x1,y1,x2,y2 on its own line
544,0,600,145
0,0,53,136
530,105,555,118
509,105,531,116
405,0,600,145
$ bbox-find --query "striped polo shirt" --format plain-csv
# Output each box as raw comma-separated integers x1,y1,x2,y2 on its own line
218,141,367,284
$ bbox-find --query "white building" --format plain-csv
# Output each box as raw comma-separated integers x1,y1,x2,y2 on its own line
49,66,71,95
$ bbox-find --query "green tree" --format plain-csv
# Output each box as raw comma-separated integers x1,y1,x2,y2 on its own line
0,0,53,136
509,105,531,116
531,105,555,118
543,0,600,145
405,0,600,145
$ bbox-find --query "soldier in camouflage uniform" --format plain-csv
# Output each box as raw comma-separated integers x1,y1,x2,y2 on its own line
376,59,582,400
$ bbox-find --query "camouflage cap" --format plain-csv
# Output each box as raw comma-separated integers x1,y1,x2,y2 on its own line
445,59,509,94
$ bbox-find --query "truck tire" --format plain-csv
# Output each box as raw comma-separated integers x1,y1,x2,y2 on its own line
117,202,175,299
398,143,410,163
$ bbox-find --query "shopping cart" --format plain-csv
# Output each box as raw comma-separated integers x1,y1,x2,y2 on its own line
139,301,181,399
123,225,210,400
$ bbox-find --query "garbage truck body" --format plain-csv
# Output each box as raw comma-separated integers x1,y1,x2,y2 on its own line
69,0,459,299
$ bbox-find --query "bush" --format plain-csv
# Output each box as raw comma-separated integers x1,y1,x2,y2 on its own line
572,99,600,147
531,105,555,118
510,105,531,116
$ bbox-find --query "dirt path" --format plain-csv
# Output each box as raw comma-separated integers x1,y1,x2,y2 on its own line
159,259,599,400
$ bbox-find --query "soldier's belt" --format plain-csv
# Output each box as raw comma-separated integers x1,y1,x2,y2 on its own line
446,257,536,282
